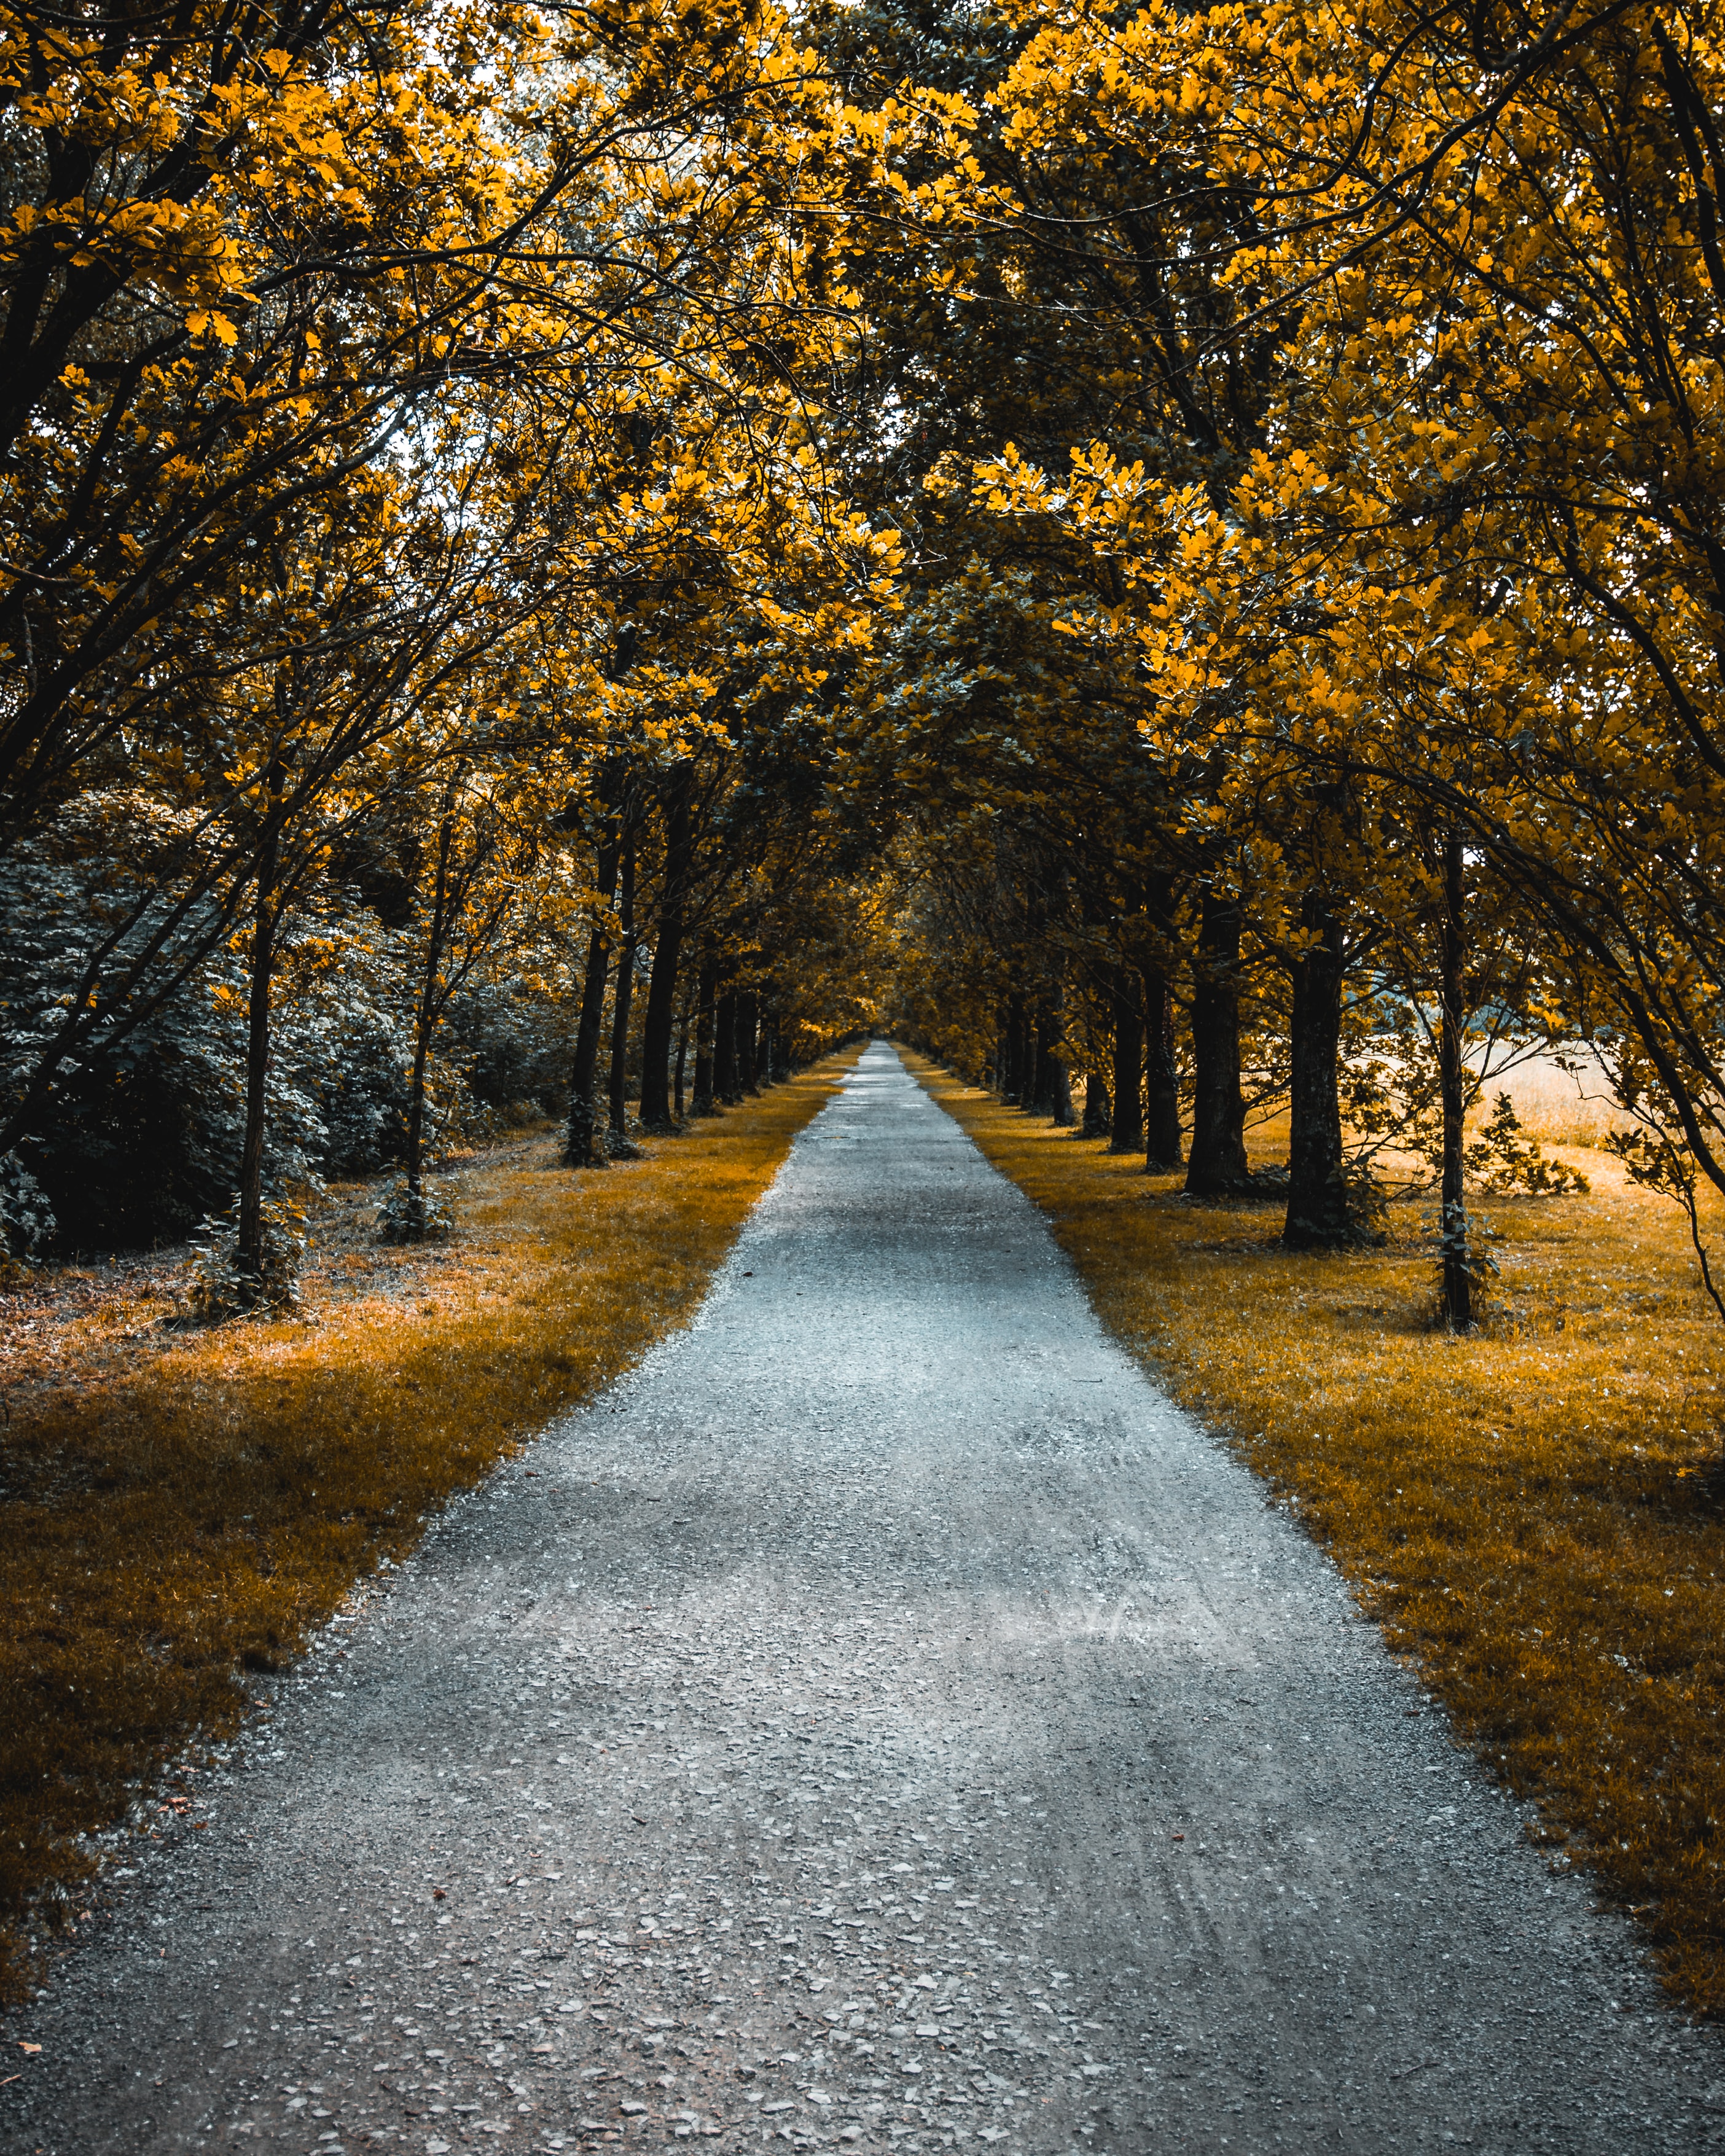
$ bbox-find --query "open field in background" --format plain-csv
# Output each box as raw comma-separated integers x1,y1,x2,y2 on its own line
907,1053,1725,2018
1491,1050,1635,1150
0,1052,857,2003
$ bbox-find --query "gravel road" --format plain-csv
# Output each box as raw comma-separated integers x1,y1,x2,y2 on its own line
6,1042,1720,2156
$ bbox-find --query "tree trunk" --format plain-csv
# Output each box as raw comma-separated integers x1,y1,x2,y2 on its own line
1143,966,1183,1168
754,1007,773,1088
714,986,740,1104
737,992,760,1095
405,809,457,1219
565,830,620,1166
693,943,718,1114
606,828,641,1157
674,1009,689,1121
638,781,690,1131
234,772,284,1300
1004,993,1028,1101
1283,890,1350,1248
1081,1066,1111,1138
1032,1010,1054,1114
1108,964,1143,1152
1439,833,1473,1328
1184,891,1249,1195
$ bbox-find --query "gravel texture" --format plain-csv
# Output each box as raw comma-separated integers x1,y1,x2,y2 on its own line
6,1042,1722,2155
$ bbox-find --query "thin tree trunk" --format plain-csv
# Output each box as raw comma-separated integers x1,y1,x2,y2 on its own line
693,943,718,1114
737,992,760,1095
1049,1055,1074,1125
565,829,620,1166
1004,994,1027,1101
606,829,640,1157
755,1008,773,1088
1108,964,1143,1152
1184,891,1249,1195
1081,1066,1111,1138
674,1008,689,1121
405,809,457,1221
1283,890,1350,1247
234,769,284,1300
1439,833,1473,1328
638,780,690,1131
1143,966,1184,1169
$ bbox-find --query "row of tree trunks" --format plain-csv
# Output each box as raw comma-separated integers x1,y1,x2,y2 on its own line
988,868,1469,1299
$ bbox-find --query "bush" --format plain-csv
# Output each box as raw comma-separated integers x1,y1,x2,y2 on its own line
376,1175,453,1244
0,1154,56,1264
182,1192,310,1321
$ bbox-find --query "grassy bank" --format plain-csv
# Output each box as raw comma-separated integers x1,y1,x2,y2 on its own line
907,1054,1725,2017
0,1055,853,1999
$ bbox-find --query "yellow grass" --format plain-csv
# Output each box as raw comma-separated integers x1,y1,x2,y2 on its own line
0,1054,855,2001
1490,1050,1634,1149
906,1053,1725,2017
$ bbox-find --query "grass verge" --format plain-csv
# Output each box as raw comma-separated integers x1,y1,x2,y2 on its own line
0,1055,853,2001
906,1053,1725,2018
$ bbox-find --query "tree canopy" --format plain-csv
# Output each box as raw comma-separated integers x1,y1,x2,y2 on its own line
4,0,1722,1329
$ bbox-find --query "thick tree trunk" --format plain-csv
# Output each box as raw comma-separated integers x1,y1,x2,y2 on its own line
638,782,690,1131
1108,964,1143,1152
714,987,740,1103
606,829,641,1157
234,775,284,1300
1143,966,1183,1169
1283,891,1350,1247
565,831,620,1166
1184,892,1249,1195
1439,834,1473,1329
692,943,718,1114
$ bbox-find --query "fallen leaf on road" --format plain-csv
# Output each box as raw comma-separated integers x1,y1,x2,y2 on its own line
18,2044,41,2055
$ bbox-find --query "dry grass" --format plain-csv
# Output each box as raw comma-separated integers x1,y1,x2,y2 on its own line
907,1053,1725,2018
0,1055,855,2000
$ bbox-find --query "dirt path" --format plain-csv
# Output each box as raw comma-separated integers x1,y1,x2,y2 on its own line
6,1044,1719,2155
